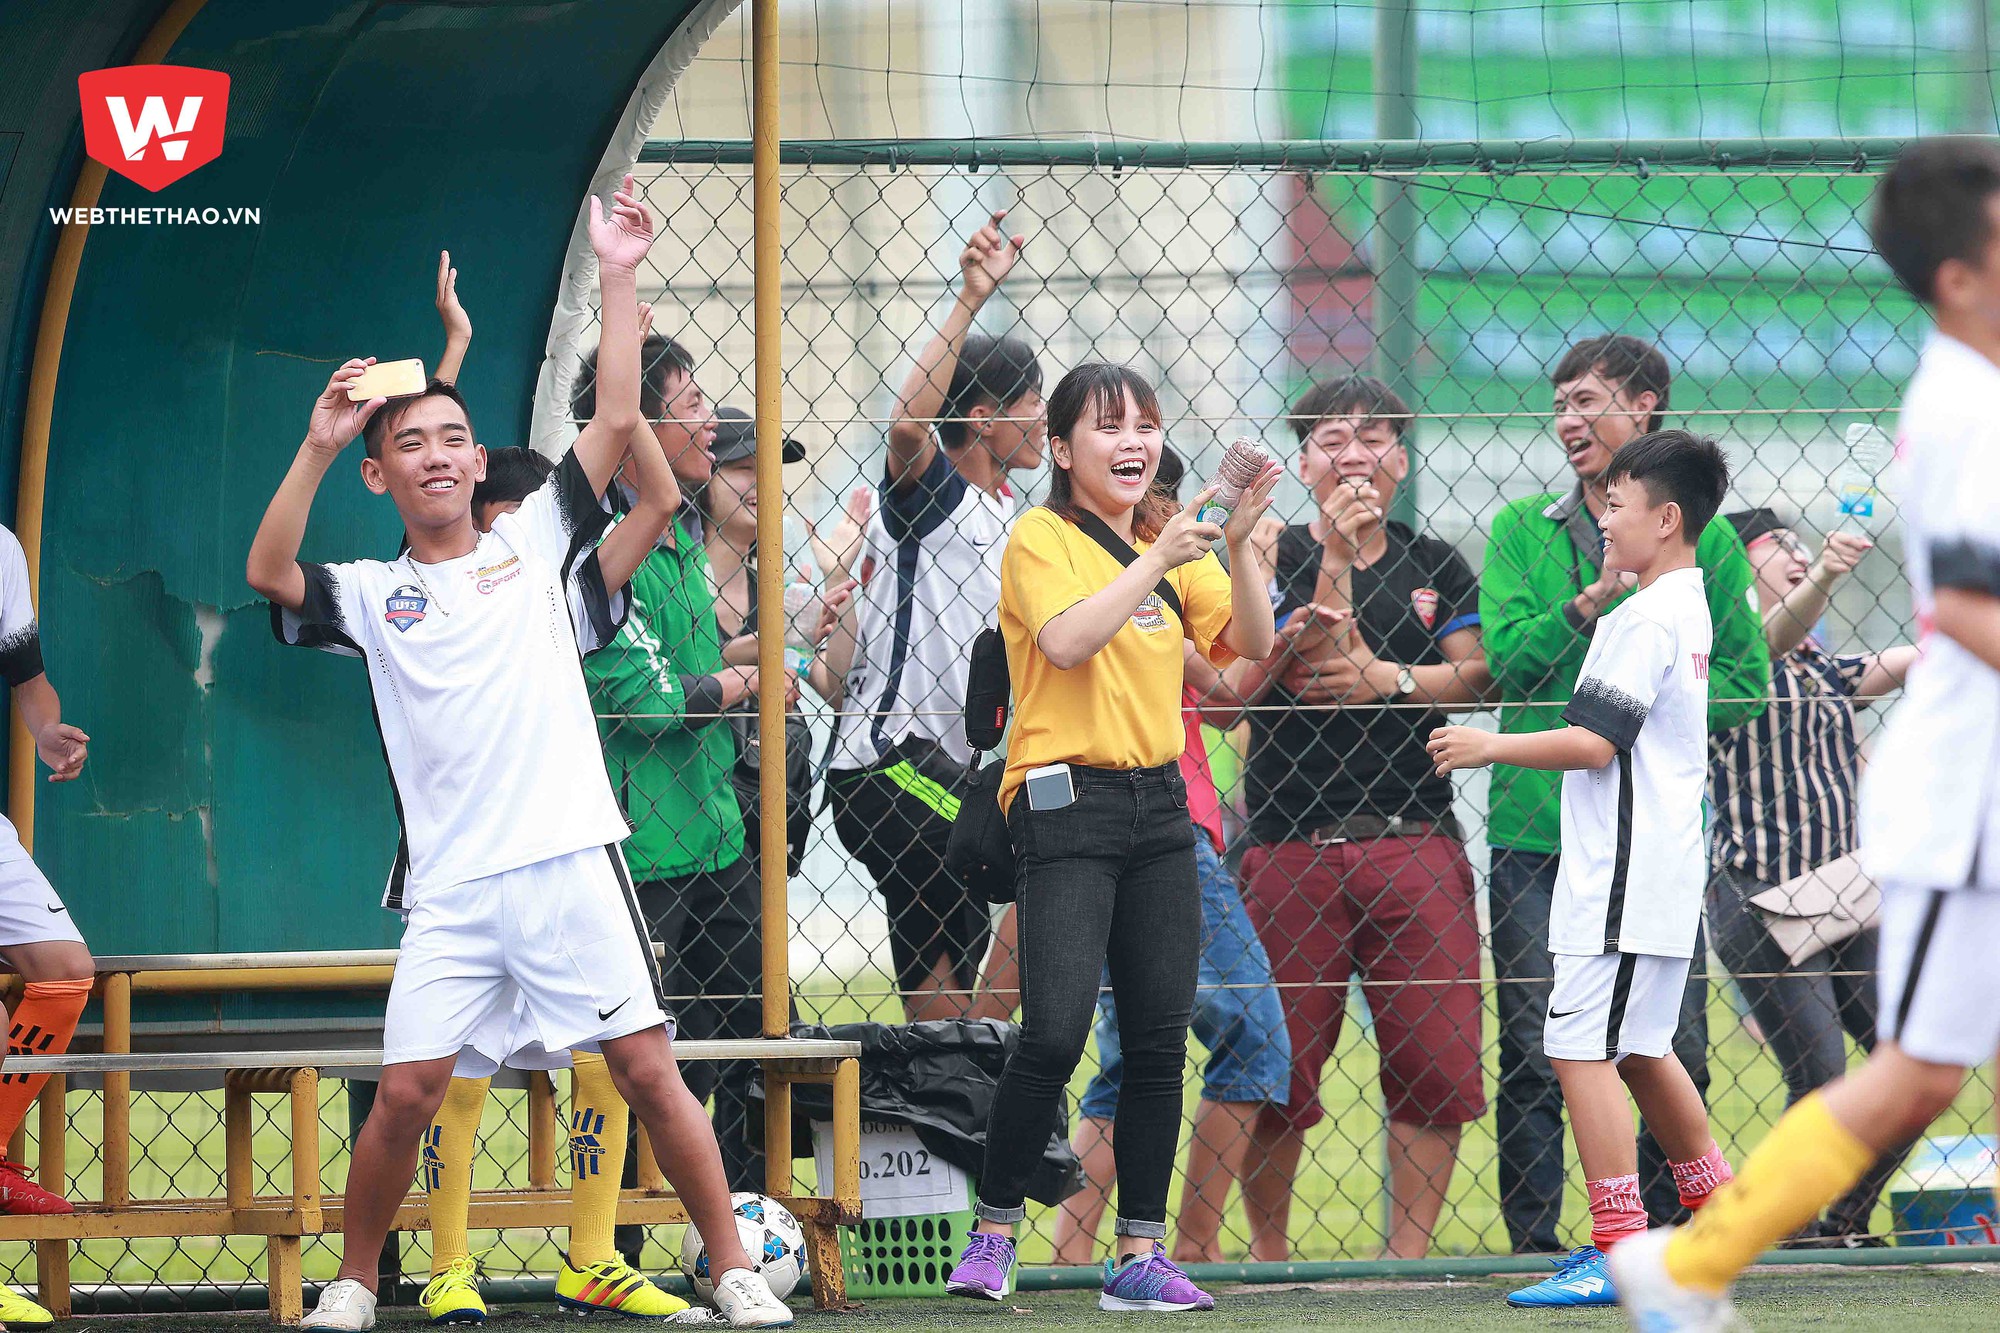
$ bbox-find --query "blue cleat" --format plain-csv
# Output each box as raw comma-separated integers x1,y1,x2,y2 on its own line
1506,1245,1618,1308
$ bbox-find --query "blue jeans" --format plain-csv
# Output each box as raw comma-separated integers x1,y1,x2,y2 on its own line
1080,836,1291,1118
1488,848,1711,1253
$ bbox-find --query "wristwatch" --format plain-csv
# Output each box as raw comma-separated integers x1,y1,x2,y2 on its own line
1392,665,1417,700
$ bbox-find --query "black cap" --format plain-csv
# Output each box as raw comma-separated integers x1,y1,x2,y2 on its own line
711,406,805,465
1724,507,1788,549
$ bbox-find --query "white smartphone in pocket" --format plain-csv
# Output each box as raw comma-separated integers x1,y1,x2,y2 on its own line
1023,762,1076,812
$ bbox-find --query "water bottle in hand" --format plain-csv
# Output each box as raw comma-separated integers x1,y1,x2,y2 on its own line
1197,438,1271,526
1836,421,1893,534
782,565,820,672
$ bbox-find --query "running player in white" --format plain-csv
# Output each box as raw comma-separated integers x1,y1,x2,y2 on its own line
1613,137,2000,1332
251,177,789,1330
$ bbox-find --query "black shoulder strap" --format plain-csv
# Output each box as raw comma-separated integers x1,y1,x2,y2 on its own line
1071,510,1184,622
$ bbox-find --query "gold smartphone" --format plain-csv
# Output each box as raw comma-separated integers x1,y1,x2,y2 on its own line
346,358,427,402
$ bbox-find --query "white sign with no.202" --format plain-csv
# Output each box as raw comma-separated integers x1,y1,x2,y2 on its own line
812,1119,970,1218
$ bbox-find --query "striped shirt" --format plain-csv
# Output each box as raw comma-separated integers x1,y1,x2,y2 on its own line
1708,643,1868,885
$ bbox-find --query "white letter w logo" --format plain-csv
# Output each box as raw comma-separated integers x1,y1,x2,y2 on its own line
104,95,204,162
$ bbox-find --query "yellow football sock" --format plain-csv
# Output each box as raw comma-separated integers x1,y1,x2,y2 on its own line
425,1076,491,1275
568,1052,631,1266
1666,1092,1875,1293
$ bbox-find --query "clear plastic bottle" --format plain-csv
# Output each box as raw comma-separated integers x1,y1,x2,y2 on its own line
781,565,820,672
1196,438,1270,526
1836,421,1893,534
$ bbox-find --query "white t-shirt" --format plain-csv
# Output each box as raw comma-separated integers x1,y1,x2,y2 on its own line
1550,566,1713,957
829,451,1013,771
0,526,43,863
275,449,631,907
1861,333,2000,891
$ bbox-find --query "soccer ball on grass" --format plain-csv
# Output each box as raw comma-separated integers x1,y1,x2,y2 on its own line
679,1191,807,1305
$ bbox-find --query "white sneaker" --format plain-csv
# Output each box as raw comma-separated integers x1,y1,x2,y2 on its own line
300,1277,378,1331
711,1268,794,1328
1609,1228,1742,1333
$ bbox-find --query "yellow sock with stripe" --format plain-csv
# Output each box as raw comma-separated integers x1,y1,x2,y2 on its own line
568,1052,631,1266
425,1075,490,1275
1665,1092,1875,1293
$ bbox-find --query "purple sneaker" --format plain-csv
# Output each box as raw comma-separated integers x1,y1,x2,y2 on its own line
1099,1244,1215,1312
945,1230,1016,1301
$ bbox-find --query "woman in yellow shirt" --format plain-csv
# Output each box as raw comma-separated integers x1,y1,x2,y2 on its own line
946,363,1278,1310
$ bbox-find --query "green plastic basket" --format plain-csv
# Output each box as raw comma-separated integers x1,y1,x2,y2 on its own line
836,1174,980,1298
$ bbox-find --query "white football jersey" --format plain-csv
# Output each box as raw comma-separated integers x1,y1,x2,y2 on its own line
1861,333,2000,891
0,525,42,863
275,450,631,907
1550,567,1713,958
829,452,1013,771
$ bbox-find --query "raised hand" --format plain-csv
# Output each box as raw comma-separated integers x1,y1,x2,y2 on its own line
1319,477,1383,565
960,209,1026,303
807,488,874,580
810,578,859,645
1151,488,1228,570
588,172,657,273
306,359,387,458
435,250,471,345
36,722,87,782
1812,531,1873,583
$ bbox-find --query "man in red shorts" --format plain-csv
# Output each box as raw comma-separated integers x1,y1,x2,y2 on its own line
1234,375,1493,1259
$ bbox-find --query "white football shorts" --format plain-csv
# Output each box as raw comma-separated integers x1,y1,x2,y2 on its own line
383,843,668,1068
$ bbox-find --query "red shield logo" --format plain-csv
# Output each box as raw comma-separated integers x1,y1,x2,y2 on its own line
1411,587,1438,630
78,66,230,192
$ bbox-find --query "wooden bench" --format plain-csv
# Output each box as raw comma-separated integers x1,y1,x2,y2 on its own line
0,1039,862,1324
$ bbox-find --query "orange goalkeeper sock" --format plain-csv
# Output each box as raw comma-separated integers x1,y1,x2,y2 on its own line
0,978,91,1149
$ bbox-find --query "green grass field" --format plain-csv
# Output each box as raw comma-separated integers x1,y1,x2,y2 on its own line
53,1268,2000,1332
5,967,1994,1291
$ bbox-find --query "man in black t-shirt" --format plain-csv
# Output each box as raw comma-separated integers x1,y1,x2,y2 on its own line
1231,376,1494,1261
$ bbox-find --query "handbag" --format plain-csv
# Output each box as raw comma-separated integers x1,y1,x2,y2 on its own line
945,627,1018,905
1747,851,1881,966
942,516,1190,906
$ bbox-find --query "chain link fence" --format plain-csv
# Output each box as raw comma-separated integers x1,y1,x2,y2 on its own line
8,138,1979,1303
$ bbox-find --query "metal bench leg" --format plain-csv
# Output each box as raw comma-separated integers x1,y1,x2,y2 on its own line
34,1074,69,1318
268,1234,304,1324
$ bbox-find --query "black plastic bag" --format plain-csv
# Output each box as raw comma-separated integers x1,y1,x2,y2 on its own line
747,1017,1081,1206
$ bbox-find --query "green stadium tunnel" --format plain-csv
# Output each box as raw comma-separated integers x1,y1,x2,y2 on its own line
0,2,732,980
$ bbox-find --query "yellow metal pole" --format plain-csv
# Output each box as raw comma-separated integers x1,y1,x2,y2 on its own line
35,1075,69,1316
225,1084,252,1211
751,0,787,1044
102,972,131,1207
528,1072,556,1190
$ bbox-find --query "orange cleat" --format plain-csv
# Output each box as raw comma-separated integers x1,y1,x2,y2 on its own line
0,1159,72,1215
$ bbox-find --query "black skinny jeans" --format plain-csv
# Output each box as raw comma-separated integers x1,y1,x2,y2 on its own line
976,763,1202,1240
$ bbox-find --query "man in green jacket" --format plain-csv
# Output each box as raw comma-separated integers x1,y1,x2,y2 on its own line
575,329,770,1246
1479,334,1769,1254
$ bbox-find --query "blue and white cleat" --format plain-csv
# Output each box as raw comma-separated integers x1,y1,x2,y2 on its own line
1506,1245,1618,1308
1608,1228,1741,1332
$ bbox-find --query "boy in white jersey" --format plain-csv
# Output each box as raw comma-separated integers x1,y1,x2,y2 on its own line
250,178,789,1331
827,212,1045,1020
1615,138,2000,1333
1430,430,1735,1309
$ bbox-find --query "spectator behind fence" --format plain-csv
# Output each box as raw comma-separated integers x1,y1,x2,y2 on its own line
571,310,771,1256
701,405,858,877
1046,445,1291,1268
827,213,1044,1021
945,363,1278,1311
1220,376,1492,1260
1707,507,1916,1247
1479,335,1769,1253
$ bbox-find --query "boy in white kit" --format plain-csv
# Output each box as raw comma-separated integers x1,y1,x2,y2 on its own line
1615,138,2000,1332
1430,430,1735,1308
248,178,790,1330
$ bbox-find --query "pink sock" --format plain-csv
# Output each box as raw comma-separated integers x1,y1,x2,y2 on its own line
1587,1173,1647,1252
1670,1143,1734,1210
